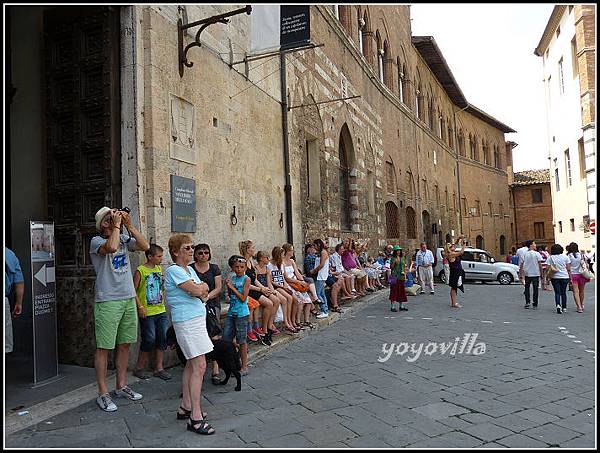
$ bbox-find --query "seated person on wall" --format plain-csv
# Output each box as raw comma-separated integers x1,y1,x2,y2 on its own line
329,243,356,298
341,238,368,296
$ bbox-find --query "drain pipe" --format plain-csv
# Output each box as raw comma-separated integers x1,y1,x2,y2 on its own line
280,52,293,244
453,103,469,236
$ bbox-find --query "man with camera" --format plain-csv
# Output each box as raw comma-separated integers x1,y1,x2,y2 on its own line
90,206,149,411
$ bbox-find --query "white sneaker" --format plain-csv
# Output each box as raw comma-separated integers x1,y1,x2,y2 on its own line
430,291,435,295
97,393,118,412
115,385,142,401
316,313,329,319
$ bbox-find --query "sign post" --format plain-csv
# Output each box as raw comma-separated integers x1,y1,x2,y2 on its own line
30,221,60,385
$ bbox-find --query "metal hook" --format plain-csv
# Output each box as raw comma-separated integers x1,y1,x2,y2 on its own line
231,206,238,226
279,213,284,229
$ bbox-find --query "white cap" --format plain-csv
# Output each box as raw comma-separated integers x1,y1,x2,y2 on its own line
95,207,112,231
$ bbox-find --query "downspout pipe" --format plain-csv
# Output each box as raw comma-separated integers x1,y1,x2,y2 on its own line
280,52,293,244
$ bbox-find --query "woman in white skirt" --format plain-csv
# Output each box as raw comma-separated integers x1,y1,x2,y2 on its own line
164,234,215,435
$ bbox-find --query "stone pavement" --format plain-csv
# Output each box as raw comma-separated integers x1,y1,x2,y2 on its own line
5,282,596,448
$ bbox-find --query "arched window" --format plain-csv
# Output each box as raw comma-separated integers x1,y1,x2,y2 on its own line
385,202,400,238
385,160,396,194
376,32,384,84
402,65,410,107
469,134,476,160
440,116,446,142
397,58,404,102
416,75,424,120
360,12,370,59
499,235,506,255
338,5,351,33
428,96,434,130
458,130,465,156
406,207,417,239
407,171,415,199
476,235,484,249
382,40,392,88
448,124,453,148
494,145,500,168
338,126,353,231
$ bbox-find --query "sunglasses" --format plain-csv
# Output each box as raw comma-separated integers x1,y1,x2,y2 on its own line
233,258,247,263
196,251,210,255
181,245,194,251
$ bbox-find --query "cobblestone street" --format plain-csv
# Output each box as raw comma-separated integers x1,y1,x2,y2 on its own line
6,282,595,448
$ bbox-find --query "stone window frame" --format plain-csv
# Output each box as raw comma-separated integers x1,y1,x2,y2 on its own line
385,201,400,239
406,206,417,239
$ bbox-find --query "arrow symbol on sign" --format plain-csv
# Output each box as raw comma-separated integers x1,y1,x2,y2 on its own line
34,265,56,287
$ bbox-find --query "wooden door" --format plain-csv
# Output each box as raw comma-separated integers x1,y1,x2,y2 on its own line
44,6,120,366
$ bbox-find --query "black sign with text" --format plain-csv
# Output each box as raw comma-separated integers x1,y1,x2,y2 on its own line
171,175,196,232
280,5,310,50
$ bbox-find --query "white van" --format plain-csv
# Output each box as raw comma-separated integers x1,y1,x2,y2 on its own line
433,247,519,285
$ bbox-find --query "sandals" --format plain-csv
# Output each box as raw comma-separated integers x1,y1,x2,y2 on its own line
331,306,343,313
177,406,207,420
211,374,221,385
302,322,316,329
187,418,215,435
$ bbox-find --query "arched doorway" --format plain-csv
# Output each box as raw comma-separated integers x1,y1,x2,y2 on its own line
499,235,506,255
476,235,484,249
422,210,432,246
406,207,416,239
338,124,354,231
385,201,399,239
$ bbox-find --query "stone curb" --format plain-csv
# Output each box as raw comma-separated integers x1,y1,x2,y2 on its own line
4,290,387,436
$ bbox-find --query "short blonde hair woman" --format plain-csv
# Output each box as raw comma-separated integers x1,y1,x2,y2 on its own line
164,234,215,435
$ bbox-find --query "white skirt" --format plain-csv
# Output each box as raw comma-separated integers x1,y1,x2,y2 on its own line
173,316,214,360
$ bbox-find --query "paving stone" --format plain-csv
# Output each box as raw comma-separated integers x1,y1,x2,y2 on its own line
553,411,596,435
496,433,550,448
560,433,595,448
489,413,541,433
462,422,515,442
411,402,470,420
433,431,485,447
459,412,494,424
520,423,581,446
515,408,560,424
437,415,473,430
258,433,315,448
300,423,357,444
300,396,349,413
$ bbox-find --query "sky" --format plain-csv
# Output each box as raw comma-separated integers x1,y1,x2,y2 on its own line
410,3,556,172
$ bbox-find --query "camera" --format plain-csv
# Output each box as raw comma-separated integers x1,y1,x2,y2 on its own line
117,207,131,214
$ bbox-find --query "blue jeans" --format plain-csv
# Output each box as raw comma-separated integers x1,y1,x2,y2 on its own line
223,315,249,345
139,312,169,352
551,278,569,309
315,280,328,314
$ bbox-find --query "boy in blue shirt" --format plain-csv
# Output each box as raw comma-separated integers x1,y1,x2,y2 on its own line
223,255,250,376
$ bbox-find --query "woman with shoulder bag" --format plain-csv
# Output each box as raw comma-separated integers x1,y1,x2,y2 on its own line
389,246,408,312
546,244,571,314
567,242,591,313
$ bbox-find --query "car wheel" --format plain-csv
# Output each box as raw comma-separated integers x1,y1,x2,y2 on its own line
498,272,513,285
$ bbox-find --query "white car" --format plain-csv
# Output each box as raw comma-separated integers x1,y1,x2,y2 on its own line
433,247,519,285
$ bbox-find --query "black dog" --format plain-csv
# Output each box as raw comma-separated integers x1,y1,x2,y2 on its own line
166,326,242,392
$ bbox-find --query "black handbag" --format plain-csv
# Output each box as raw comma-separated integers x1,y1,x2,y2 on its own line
206,305,222,338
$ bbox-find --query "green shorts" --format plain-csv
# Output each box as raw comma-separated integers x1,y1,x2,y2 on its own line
94,298,138,349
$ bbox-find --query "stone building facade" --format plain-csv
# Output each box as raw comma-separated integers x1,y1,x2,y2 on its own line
535,5,596,252
289,6,515,257
7,4,516,367
511,170,555,251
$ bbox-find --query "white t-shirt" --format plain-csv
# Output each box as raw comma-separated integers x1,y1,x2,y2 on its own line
516,246,529,264
329,252,344,273
520,250,543,277
568,252,585,275
546,254,570,279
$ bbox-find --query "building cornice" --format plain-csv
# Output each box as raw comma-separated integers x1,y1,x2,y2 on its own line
534,5,568,57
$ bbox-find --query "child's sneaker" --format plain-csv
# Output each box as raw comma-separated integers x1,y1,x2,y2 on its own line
253,327,265,337
114,385,142,401
247,330,259,342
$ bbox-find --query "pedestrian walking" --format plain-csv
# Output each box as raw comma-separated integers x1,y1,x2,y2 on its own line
545,244,571,314
5,247,24,354
165,234,215,435
416,242,435,294
585,249,595,275
446,237,466,308
519,240,543,309
389,246,408,311
567,242,591,313
90,207,149,412
516,240,530,284
538,245,550,290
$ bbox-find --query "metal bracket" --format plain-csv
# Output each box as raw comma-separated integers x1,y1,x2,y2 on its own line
178,5,252,77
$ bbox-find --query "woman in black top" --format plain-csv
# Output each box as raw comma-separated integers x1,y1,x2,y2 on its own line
192,243,222,384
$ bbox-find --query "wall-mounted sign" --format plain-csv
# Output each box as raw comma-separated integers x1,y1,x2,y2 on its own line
171,175,196,233
250,5,311,55
30,221,58,384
